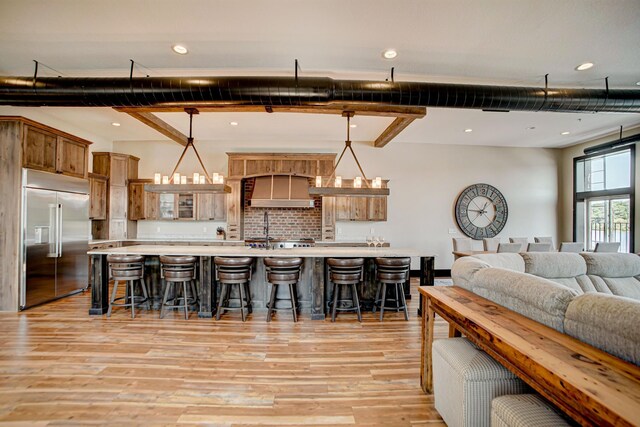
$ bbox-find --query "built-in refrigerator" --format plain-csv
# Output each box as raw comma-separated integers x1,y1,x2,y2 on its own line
20,169,90,309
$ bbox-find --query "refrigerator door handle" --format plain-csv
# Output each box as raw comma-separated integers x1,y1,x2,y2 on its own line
48,203,58,257
57,203,63,257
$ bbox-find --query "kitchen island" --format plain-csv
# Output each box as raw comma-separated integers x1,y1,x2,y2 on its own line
88,245,435,319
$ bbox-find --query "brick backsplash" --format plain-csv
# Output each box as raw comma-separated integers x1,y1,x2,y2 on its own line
243,178,322,240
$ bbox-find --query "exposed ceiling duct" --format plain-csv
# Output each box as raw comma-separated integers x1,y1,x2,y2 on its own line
0,76,639,113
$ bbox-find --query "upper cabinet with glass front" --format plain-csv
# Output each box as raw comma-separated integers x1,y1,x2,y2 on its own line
157,193,197,220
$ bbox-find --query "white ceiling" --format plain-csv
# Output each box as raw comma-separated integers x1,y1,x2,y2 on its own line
1,0,639,148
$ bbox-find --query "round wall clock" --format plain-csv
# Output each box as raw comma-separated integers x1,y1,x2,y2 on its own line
454,183,508,239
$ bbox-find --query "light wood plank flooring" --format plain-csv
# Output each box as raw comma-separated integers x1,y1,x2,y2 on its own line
0,279,447,426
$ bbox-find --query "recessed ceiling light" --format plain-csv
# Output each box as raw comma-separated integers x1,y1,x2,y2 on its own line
561,131,571,135
229,121,238,126
111,122,121,127
575,62,594,71
350,123,357,128
382,49,397,59
172,44,188,55
464,128,473,133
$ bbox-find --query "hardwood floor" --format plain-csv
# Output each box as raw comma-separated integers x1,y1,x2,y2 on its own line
0,279,448,426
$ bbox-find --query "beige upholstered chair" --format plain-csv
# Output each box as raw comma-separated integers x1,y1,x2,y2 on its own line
497,243,522,253
452,238,473,252
526,242,552,252
483,237,501,252
594,242,621,253
534,236,555,250
559,242,583,253
509,237,528,247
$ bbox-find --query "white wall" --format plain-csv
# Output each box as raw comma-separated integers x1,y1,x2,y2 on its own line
113,138,559,269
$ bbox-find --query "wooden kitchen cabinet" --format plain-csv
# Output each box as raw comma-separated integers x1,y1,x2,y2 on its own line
177,193,196,220
226,179,243,240
367,197,387,221
110,186,127,219
92,152,137,186
22,123,91,178
196,193,227,221
57,137,88,178
335,196,351,221
335,196,387,221
128,179,159,220
23,125,57,173
91,152,139,239
89,173,108,220
155,193,197,220
321,197,336,240
351,197,368,221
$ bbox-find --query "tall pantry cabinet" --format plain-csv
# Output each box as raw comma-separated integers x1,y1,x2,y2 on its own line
91,152,139,240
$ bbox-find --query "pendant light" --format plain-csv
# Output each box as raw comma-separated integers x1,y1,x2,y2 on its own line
308,112,389,197
145,108,230,194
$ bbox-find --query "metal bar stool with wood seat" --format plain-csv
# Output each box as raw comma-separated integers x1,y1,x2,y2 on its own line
214,256,254,321
106,254,149,318
264,257,303,322
159,255,198,320
327,258,364,322
373,257,411,321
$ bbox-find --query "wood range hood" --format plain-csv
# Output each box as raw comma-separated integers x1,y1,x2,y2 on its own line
249,175,314,208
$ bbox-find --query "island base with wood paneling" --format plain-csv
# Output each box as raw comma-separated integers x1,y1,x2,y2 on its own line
89,245,435,319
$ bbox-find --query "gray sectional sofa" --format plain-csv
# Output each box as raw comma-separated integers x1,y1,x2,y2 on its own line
451,252,640,365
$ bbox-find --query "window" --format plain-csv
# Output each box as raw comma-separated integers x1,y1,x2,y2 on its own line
574,146,635,252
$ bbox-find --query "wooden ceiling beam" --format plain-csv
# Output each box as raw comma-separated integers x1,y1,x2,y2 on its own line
115,105,426,118
374,117,417,148
116,105,426,148
122,111,188,146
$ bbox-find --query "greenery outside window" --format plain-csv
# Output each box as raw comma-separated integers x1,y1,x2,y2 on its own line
574,146,635,252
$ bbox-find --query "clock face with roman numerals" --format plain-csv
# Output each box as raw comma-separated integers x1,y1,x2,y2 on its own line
455,183,508,239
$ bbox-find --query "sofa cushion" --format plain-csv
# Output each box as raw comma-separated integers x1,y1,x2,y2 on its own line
521,252,585,278
452,254,525,291
521,252,593,293
581,253,640,299
452,257,491,291
472,268,579,332
580,252,640,277
473,253,526,272
564,293,640,365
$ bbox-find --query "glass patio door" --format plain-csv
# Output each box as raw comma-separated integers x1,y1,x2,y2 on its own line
586,197,630,252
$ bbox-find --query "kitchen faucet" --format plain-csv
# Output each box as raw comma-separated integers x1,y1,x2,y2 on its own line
264,211,270,250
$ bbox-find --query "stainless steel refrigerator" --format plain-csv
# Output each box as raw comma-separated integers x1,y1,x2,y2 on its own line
20,169,90,309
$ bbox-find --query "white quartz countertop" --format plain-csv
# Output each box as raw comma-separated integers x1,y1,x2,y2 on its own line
90,238,242,244
88,244,429,258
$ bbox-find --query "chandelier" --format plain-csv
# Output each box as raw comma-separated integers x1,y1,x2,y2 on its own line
308,112,389,197
145,108,230,194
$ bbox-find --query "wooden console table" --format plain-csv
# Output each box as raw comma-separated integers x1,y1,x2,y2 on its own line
419,286,640,427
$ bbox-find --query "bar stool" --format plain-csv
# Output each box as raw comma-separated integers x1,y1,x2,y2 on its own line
159,255,198,320
373,257,410,321
106,254,149,318
327,258,364,322
214,256,254,321
264,257,303,322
